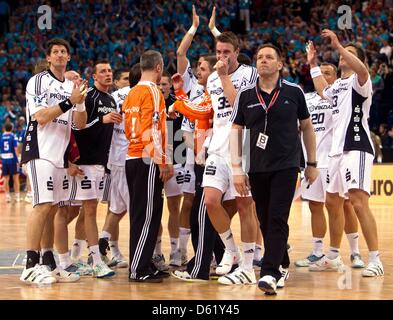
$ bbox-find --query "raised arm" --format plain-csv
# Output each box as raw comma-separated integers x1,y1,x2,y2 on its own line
306,40,329,98
208,6,222,37
177,5,199,76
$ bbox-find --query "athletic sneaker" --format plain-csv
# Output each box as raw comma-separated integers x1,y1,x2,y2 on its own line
152,254,169,272
20,265,57,285
169,250,182,267
6,193,11,203
107,255,128,268
218,267,256,285
350,253,365,269
295,254,324,267
258,275,277,295
361,261,384,277
277,266,289,288
24,192,33,203
129,273,163,283
93,262,115,278
65,261,93,276
87,253,109,266
171,270,208,283
51,267,80,283
216,249,241,276
308,255,344,272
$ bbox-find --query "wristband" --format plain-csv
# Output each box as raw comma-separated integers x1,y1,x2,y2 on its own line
75,102,86,112
210,27,221,37
310,66,322,79
188,25,197,36
306,161,318,167
59,99,73,113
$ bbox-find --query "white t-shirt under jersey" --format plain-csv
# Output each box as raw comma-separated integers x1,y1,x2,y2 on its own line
323,74,374,157
304,91,333,168
206,64,258,160
107,86,131,168
23,70,74,168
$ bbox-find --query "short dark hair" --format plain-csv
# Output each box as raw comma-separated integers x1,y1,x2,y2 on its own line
202,55,218,71
4,123,13,132
140,50,163,72
162,70,172,80
129,63,141,87
113,69,128,81
238,53,252,66
216,32,240,50
321,62,338,74
93,59,111,74
46,38,71,56
256,43,282,60
344,43,366,63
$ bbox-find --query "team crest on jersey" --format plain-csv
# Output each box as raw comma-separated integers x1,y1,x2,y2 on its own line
34,93,46,105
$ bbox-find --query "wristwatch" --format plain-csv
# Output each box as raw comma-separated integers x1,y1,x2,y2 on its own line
306,161,318,168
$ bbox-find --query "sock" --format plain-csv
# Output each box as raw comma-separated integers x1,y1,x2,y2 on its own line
71,239,86,260
327,247,340,260
254,244,263,261
59,252,72,269
346,232,360,255
170,237,179,254
41,249,57,271
99,230,111,240
179,228,191,254
219,229,237,252
312,237,324,257
109,241,121,258
242,242,255,271
88,245,102,266
26,250,40,269
368,251,381,264
154,236,162,255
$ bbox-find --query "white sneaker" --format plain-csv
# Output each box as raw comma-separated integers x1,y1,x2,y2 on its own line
152,254,169,272
258,275,277,295
362,261,384,277
277,266,289,288
216,249,241,276
171,270,208,283
24,193,33,203
6,193,11,203
107,255,128,268
295,254,323,267
351,253,365,269
308,255,344,272
20,265,56,285
93,262,115,278
169,250,182,267
65,261,93,276
51,267,80,283
218,267,256,285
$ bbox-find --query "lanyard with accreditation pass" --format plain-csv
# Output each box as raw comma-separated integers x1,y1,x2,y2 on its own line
255,85,281,150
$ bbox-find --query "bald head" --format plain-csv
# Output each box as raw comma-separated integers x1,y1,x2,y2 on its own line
65,70,82,86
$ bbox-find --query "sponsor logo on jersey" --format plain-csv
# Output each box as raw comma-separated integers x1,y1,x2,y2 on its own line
49,93,69,101
210,87,224,96
217,110,232,118
98,106,116,114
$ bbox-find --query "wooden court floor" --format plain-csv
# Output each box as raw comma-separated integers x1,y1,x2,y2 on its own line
0,193,392,300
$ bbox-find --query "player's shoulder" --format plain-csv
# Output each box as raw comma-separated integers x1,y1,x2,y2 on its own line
26,70,49,90
207,71,219,85
304,91,319,101
282,79,305,95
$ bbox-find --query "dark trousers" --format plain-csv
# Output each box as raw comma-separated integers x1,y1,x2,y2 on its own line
249,168,298,281
186,164,224,279
126,158,163,278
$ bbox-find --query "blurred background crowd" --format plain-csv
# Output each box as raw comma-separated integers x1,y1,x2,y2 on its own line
1,0,393,155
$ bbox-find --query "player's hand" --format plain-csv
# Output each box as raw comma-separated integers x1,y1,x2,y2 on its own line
304,166,319,186
208,6,217,30
159,163,174,183
102,112,122,124
233,173,251,197
215,57,229,77
67,163,84,177
192,5,199,28
69,80,88,105
321,29,341,50
171,73,184,91
306,40,317,67
195,147,206,166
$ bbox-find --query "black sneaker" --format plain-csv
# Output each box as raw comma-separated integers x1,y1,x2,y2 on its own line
129,273,163,283
98,237,110,256
154,270,170,279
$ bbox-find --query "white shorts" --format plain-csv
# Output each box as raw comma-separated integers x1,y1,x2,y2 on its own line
182,164,195,194
108,165,129,214
58,200,82,207
164,164,184,197
71,165,106,201
202,154,251,198
301,168,328,202
100,172,111,203
26,159,70,207
326,151,373,197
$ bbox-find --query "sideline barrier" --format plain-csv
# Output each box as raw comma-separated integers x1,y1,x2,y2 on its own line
370,164,393,205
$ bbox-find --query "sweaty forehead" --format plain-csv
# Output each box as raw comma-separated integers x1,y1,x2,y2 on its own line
216,42,235,52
